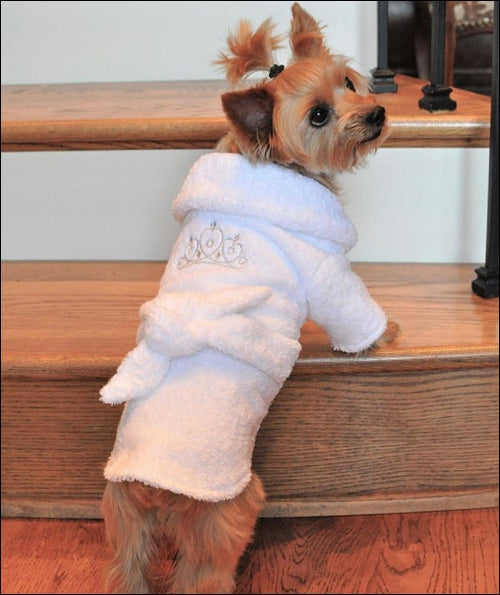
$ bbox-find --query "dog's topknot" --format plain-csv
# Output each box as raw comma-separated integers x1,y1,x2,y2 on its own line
214,17,284,85
215,3,334,87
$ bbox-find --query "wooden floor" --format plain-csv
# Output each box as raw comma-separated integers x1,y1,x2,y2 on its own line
1,508,498,594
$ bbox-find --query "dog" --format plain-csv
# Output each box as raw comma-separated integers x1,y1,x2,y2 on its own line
100,3,397,593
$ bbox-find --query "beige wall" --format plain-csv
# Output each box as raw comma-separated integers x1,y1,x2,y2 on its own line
1,1,489,262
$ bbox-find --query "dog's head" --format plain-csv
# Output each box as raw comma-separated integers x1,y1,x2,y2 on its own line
216,2,388,191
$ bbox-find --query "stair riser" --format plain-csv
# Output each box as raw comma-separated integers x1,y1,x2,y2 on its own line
2,365,498,517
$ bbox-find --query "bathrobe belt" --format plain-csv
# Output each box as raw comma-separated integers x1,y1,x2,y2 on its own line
100,286,302,405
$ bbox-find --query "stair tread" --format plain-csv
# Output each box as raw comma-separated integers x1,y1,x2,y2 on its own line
1,75,491,151
2,261,498,518
2,262,498,377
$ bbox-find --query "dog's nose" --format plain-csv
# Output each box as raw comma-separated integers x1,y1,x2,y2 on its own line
365,105,385,127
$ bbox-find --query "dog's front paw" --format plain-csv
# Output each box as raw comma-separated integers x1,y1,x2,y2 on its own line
378,320,400,345
358,320,399,355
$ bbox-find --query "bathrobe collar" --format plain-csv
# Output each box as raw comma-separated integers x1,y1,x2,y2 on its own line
172,153,357,252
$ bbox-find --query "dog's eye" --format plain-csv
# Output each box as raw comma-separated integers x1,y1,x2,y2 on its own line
345,76,356,92
309,105,330,127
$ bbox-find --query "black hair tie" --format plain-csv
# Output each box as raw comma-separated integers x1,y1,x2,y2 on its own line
269,64,285,78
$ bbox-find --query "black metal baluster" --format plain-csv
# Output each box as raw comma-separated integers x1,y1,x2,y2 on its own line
472,1,499,299
370,1,398,93
419,1,457,111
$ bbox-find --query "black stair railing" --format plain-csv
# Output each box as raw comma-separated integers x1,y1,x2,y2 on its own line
370,0,398,93
472,0,499,299
372,0,498,298
418,1,457,112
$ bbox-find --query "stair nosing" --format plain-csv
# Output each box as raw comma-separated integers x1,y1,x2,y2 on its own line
2,346,497,380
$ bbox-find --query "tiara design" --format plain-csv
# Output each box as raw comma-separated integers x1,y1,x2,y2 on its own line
177,222,247,269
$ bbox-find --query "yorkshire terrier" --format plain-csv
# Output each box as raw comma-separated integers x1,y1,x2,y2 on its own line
101,3,397,593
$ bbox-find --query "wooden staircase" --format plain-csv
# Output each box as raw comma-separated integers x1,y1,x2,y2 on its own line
1,75,498,519
0,74,491,150
1,261,498,519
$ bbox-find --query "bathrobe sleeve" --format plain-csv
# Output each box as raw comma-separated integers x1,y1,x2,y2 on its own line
306,252,387,353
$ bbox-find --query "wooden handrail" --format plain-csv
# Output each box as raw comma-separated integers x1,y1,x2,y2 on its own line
1,75,490,152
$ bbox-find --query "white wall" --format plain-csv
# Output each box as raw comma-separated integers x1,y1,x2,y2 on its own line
1,0,490,263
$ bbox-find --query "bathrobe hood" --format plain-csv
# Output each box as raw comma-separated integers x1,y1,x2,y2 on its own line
172,153,358,251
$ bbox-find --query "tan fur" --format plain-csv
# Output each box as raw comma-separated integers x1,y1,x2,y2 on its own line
103,475,265,594
216,4,389,195
103,4,397,593
215,18,284,85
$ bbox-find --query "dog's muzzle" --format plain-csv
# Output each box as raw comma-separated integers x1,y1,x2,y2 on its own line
365,105,385,128
362,105,386,142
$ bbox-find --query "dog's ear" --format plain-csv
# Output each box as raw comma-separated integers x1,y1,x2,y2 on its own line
289,2,330,60
221,87,274,141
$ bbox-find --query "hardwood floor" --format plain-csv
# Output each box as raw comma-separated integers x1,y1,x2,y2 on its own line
1,508,498,594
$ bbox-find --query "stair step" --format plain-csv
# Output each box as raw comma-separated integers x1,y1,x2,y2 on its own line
1,75,491,151
1,262,498,518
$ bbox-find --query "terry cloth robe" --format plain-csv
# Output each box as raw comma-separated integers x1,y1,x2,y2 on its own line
100,152,387,502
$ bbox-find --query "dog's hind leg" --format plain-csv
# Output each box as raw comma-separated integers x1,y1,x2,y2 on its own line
102,481,159,594
168,473,265,594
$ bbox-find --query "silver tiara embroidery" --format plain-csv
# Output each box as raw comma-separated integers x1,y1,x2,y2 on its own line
177,222,247,269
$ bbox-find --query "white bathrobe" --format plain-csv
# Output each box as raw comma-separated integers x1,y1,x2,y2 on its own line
101,153,387,501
